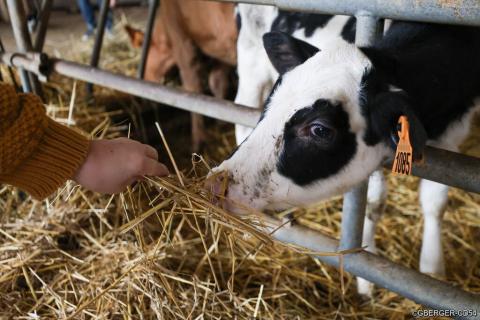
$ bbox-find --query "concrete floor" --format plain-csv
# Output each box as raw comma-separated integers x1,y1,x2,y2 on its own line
0,6,148,57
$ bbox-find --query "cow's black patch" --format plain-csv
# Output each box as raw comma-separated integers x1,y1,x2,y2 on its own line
271,11,333,37
341,16,356,43
277,99,357,185
360,21,480,152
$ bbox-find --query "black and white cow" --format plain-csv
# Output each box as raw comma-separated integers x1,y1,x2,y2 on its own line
215,18,480,295
234,4,357,145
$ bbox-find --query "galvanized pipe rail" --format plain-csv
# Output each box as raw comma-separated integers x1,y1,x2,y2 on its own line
215,0,480,26
257,213,480,316
87,0,110,95
33,0,53,52
138,0,160,79
339,15,385,252
6,0,42,95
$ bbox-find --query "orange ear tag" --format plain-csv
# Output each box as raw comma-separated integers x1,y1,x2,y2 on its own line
392,116,413,176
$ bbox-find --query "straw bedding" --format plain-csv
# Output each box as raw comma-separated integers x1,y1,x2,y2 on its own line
0,21,479,319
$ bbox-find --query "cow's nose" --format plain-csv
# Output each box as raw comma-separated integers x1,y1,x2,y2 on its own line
204,171,229,200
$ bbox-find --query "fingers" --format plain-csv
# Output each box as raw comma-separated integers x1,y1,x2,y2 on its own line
141,157,169,177
144,144,159,160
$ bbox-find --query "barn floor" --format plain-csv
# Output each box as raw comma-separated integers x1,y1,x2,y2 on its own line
1,6,480,320
0,6,148,54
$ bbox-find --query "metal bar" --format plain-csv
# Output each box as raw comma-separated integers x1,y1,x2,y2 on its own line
0,38,19,90
354,14,384,47
6,0,43,96
258,214,480,319
3,52,480,194
138,0,159,79
387,146,480,193
339,181,369,249
87,0,110,95
0,52,50,81
52,58,261,127
6,0,33,93
33,0,53,52
215,0,480,27
339,15,384,251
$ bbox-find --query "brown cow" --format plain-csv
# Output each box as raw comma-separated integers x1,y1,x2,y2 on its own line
126,0,238,151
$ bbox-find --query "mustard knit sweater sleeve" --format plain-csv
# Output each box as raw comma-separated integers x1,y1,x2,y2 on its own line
0,83,90,200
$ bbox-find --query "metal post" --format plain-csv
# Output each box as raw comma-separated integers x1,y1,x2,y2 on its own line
33,0,53,52
6,0,43,97
354,13,384,47
0,38,19,90
138,0,159,79
339,181,369,249
215,0,480,27
87,0,110,95
339,15,383,251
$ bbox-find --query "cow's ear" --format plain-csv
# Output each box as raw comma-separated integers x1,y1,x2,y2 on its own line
263,31,320,75
125,25,145,48
366,91,427,161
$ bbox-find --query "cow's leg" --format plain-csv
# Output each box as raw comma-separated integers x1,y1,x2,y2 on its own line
179,57,206,152
418,105,478,275
357,170,387,296
161,1,206,152
175,52,206,153
172,43,205,152
419,179,448,276
208,63,231,100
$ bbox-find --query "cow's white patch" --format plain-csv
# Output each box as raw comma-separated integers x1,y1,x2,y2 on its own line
234,4,278,145
419,179,448,276
431,98,480,150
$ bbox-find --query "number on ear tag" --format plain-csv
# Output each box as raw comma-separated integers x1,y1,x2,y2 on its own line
392,116,413,176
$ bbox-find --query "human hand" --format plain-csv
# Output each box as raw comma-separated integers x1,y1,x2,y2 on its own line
73,138,169,194
110,0,116,8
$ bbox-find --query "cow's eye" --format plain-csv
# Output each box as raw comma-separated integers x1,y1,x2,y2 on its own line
309,122,335,141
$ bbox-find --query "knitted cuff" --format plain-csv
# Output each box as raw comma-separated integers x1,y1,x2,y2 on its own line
0,118,91,200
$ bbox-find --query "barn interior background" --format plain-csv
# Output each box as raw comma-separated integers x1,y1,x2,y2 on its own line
0,1,479,319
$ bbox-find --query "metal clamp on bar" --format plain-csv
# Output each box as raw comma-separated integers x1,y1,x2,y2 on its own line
0,52,51,82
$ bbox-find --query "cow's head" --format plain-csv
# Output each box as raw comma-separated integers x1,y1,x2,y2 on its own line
212,32,427,212
125,23,176,83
